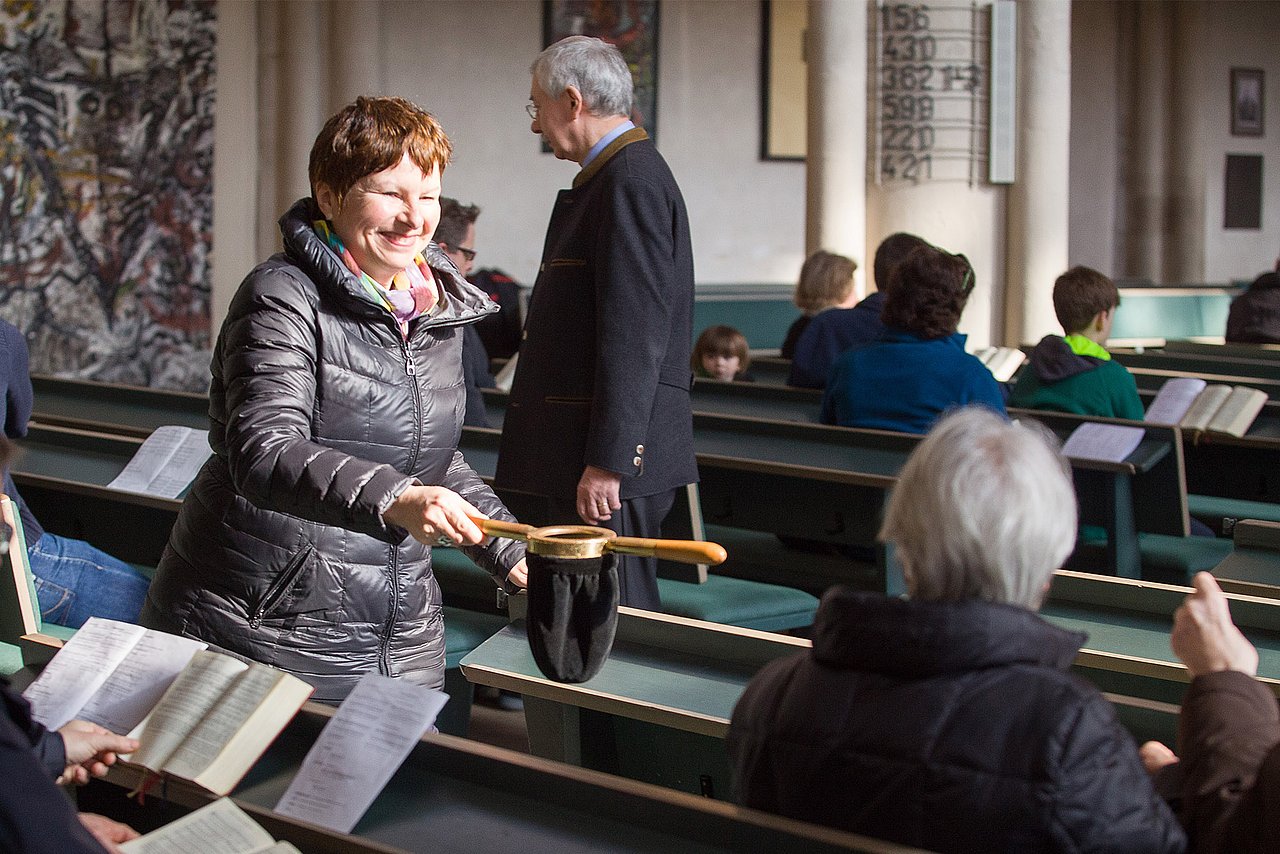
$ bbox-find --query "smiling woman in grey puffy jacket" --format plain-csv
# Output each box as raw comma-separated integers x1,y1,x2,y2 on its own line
140,97,527,702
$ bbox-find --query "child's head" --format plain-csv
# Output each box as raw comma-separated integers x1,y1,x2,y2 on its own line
795,250,857,313
1053,266,1120,338
693,325,750,381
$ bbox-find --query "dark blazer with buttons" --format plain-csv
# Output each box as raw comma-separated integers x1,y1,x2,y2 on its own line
496,128,697,504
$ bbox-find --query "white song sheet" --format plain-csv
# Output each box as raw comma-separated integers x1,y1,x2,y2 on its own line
108,425,212,498
274,673,448,833
1061,422,1145,464
22,618,146,730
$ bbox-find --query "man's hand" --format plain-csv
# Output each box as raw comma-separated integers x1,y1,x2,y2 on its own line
1171,572,1259,678
383,485,485,546
79,813,139,851
1138,740,1179,776
57,721,138,785
576,465,621,524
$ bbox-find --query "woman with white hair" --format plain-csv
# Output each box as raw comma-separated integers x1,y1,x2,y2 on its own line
727,407,1186,852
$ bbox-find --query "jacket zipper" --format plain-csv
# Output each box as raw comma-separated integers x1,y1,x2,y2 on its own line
379,547,400,675
382,334,423,674
250,546,313,629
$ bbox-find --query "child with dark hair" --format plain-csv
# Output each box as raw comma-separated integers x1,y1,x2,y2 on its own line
693,325,753,382
1009,266,1143,420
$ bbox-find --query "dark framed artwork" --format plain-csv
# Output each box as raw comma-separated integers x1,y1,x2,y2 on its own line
542,1,659,143
1224,154,1263,230
760,0,807,160
1231,67,1264,137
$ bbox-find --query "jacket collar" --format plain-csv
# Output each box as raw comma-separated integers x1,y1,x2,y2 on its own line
810,587,1085,678
572,127,649,189
879,327,968,350
277,198,499,333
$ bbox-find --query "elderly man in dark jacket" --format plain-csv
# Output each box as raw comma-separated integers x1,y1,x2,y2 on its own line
496,36,697,610
728,407,1186,853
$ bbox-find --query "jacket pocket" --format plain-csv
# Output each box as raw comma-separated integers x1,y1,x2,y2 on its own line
250,545,316,629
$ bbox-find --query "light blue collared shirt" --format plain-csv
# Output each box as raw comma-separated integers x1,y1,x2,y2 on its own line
580,121,635,169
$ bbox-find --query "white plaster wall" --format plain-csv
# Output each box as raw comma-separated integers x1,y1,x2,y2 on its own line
1197,0,1280,282
1068,0,1280,283
1067,0,1119,273
377,0,806,287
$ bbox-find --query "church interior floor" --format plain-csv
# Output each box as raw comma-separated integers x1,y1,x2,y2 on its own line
466,699,530,753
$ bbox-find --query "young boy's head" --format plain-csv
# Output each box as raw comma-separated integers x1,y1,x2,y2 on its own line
1053,266,1120,339
693,325,750,381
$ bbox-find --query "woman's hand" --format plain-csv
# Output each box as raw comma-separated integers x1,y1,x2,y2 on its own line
506,558,528,589
384,485,485,546
57,721,139,785
1171,572,1259,678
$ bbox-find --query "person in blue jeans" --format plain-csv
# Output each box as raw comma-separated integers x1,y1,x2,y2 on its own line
0,320,149,628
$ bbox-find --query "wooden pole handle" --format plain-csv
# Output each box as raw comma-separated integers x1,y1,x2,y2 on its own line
469,516,535,541
607,537,728,566
468,516,727,566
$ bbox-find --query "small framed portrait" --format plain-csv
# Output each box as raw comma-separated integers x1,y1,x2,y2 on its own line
1231,67,1264,137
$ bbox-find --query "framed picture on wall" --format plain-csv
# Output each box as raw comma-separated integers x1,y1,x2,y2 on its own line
1231,68,1264,137
541,1,659,144
761,0,807,160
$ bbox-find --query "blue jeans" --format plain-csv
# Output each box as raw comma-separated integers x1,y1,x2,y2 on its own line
28,534,150,629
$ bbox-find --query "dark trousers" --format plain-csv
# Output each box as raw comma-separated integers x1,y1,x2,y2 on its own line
548,488,676,612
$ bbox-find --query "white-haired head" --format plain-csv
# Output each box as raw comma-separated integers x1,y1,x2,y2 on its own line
879,407,1077,609
531,36,634,119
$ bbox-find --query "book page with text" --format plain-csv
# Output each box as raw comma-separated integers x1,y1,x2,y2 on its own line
161,663,285,782
1208,386,1268,437
1061,422,1145,464
108,425,211,498
118,797,277,854
1144,377,1207,425
275,673,448,833
129,651,248,772
23,618,147,730
1180,384,1233,432
77,631,207,735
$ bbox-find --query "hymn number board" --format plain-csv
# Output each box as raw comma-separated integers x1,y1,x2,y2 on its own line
875,2,991,185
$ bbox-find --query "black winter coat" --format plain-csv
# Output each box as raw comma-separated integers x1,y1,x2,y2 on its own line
142,199,524,702
728,588,1186,853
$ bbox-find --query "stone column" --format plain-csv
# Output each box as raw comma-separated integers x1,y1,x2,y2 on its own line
1005,0,1070,346
806,0,869,295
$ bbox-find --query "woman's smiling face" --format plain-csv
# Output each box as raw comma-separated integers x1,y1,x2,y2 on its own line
316,152,441,285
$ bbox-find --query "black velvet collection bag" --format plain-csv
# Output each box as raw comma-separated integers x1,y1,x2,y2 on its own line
525,550,620,683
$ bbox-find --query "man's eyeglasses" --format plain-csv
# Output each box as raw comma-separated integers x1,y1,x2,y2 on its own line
456,246,478,262
525,102,539,121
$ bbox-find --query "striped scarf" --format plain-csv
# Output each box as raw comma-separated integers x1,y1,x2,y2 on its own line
314,219,438,338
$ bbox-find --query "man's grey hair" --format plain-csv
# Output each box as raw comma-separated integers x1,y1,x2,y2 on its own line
531,35,633,119
879,407,1077,609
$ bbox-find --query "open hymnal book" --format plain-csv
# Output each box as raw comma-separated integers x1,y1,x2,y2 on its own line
107,424,212,498
971,346,1027,383
24,618,313,795
274,673,449,833
1143,377,1268,437
119,797,299,854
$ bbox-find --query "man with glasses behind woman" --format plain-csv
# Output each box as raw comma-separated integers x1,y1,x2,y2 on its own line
820,242,1005,433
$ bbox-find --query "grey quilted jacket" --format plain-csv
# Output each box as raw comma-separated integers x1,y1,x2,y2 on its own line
141,198,524,701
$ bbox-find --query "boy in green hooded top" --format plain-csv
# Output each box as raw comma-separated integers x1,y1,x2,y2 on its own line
1009,266,1144,420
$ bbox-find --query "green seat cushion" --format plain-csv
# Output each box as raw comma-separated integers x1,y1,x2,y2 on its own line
656,575,818,632
1188,495,1280,534
1072,530,1233,583
0,642,23,676
443,606,508,669
432,547,505,613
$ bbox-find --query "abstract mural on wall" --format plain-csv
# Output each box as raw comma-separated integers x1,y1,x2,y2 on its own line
0,0,216,392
